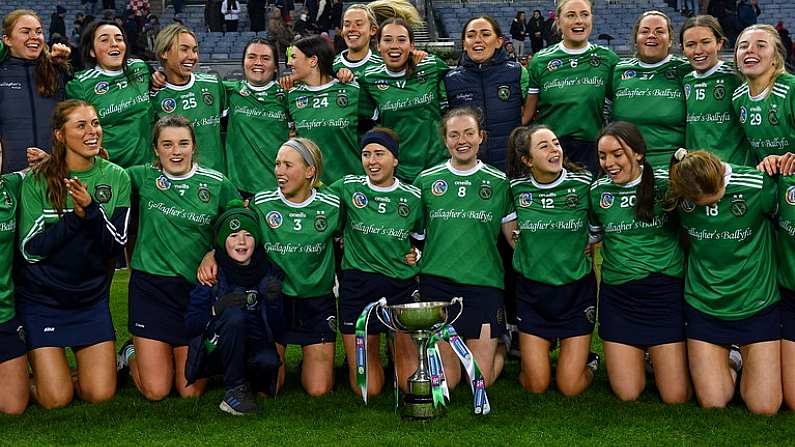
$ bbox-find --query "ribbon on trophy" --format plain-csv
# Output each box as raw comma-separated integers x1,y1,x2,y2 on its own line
427,325,491,415
354,298,387,404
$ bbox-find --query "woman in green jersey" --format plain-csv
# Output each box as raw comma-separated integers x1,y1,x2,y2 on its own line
416,107,515,388
151,24,227,174
523,0,618,173
610,11,690,168
287,35,370,184
733,24,795,167
16,100,130,409
680,16,750,165
668,149,781,415
330,128,423,396
66,20,154,168
121,115,239,402
224,38,289,197
0,147,29,415
359,18,450,182
592,122,690,404
505,125,598,397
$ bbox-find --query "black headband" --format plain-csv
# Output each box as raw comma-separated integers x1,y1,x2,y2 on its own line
360,129,399,158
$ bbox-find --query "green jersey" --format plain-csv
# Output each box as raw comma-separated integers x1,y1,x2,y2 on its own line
0,172,23,323
251,189,341,298
778,175,795,291
288,79,370,184
415,161,514,289
360,55,449,182
589,169,684,285
330,175,424,280
152,73,227,173
224,80,289,194
677,164,778,319
732,73,795,160
510,169,592,286
66,59,154,168
128,163,239,282
333,49,384,80
528,42,618,141
684,61,750,165
610,56,690,168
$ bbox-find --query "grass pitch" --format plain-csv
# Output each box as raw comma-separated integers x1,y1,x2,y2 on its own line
2,269,794,446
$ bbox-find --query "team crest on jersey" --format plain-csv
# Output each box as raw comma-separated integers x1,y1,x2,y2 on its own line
680,199,696,213
664,69,677,80
738,106,748,124
266,211,283,228
431,180,448,196
684,84,691,100
621,70,637,80
397,202,410,217
786,186,795,205
94,81,110,95
275,91,285,100
497,85,510,101
239,87,250,97
161,98,177,113
197,184,211,203
155,175,172,191
479,182,493,200
351,191,368,208
375,80,390,91
245,291,258,308
730,194,747,217
314,213,328,232
768,108,779,126
547,59,563,72
518,192,533,208
202,91,214,105
713,84,725,100
570,58,579,69
589,54,601,67
599,192,614,209
584,305,596,324
229,218,241,231
565,190,579,208
2,191,11,207
336,92,349,108
295,95,308,109
94,184,113,204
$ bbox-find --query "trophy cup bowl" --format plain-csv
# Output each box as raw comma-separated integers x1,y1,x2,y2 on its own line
377,297,463,420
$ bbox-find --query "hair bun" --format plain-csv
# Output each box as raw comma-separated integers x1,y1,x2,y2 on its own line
674,147,688,161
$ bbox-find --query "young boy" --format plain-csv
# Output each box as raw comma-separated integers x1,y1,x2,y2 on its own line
184,203,283,415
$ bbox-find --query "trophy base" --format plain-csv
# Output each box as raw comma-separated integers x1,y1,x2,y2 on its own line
402,394,444,420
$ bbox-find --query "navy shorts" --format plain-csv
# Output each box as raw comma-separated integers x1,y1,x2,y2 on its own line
419,275,506,340
599,273,685,347
280,294,337,346
685,301,782,346
16,298,115,350
339,269,417,335
128,270,193,346
780,287,795,342
516,273,596,340
0,316,27,362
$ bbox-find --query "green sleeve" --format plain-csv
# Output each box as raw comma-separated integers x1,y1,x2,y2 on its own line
2,172,24,198
116,168,132,208
17,175,46,262
65,77,84,100
520,66,529,100
327,178,345,197
126,165,145,193
0,41,6,63
355,83,375,121
219,178,242,210
527,58,541,92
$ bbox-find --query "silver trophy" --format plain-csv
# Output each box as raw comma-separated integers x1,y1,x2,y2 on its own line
376,297,463,419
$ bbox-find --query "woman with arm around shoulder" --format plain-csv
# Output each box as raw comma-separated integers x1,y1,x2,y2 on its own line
523,0,618,173
249,138,342,396
610,11,691,168
414,107,515,388
668,149,781,415
16,100,130,409
732,24,795,167
506,125,598,397
66,20,154,169
444,15,528,173
591,122,690,403
120,115,240,401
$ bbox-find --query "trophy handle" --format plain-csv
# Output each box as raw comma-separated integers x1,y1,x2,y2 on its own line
446,297,464,326
374,297,399,332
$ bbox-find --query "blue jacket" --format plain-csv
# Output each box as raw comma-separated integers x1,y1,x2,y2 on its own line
0,57,67,174
444,50,526,172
